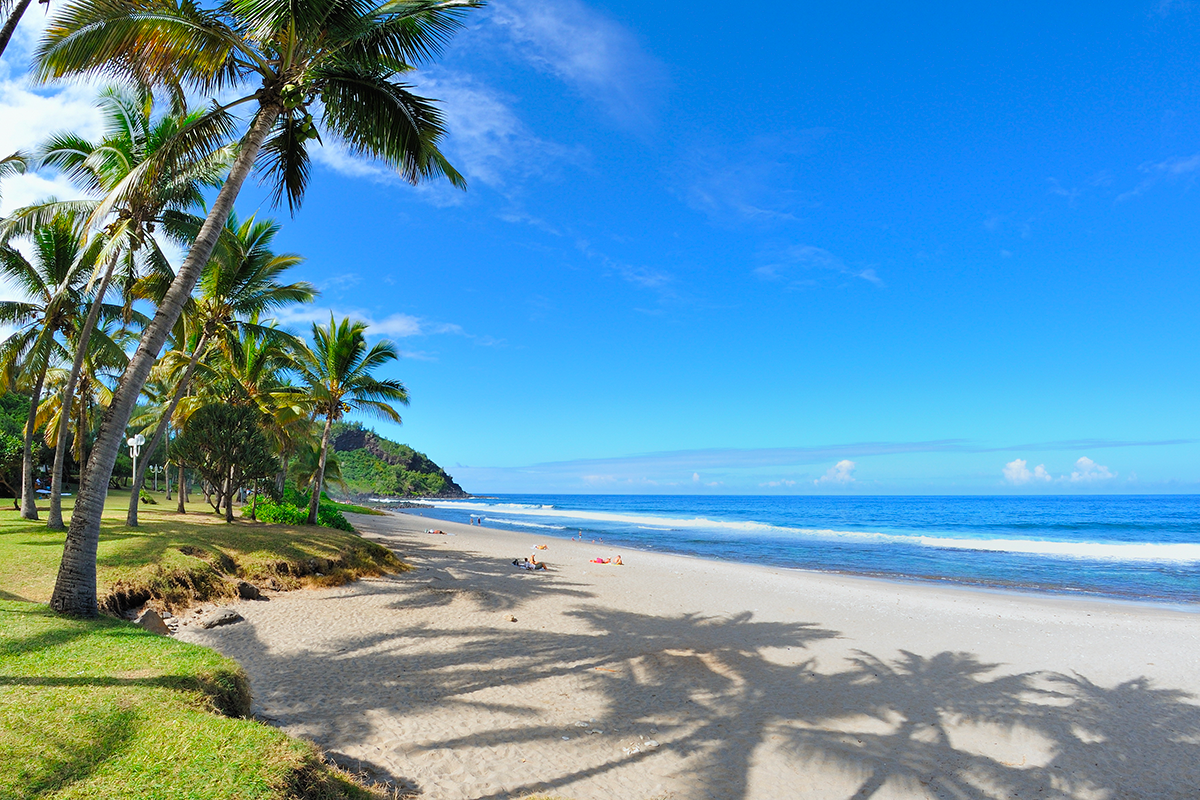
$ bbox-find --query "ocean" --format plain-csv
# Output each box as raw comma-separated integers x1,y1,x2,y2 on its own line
385,494,1200,607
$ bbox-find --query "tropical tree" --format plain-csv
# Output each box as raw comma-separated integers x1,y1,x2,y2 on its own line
6,85,234,530
0,214,100,518
125,210,314,525
294,317,407,524
211,315,311,494
35,318,131,481
0,152,27,200
38,0,477,616
169,403,276,522
0,0,36,61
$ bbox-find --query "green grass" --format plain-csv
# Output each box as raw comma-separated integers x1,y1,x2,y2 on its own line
0,489,403,611
0,601,382,799
0,489,406,799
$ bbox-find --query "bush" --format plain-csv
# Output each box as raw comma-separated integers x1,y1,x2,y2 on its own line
251,498,354,532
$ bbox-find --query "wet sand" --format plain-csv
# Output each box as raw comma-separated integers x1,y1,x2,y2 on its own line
176,511,1200,800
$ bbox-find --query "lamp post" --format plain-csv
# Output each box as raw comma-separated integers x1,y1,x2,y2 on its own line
127,434,145,492
149,464,164,491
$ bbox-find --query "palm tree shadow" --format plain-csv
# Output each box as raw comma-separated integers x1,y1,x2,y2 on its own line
185,538,1200,800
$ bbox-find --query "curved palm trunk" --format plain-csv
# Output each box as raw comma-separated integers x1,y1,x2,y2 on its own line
0,0,34,59
20,362,47,520
48,259,117,530
307,414,333,525
50,104,281,617
126,332,208,526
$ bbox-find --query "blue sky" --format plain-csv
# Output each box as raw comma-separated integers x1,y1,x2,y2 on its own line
3,1,1200,494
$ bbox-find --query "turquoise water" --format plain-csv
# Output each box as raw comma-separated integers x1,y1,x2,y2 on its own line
393,495,1200,606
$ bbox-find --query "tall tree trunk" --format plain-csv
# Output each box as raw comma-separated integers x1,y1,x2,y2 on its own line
177,463,186,512
307,414,333,524
20,361,47,520
48,259,117,530
0,0,34,59
224,465,233,523
126,333,208,526
50,103,281,617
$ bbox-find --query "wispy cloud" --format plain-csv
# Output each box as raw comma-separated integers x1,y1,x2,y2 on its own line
487,0,666,125
678,131,828,225
271,305,490,356
1116,153,1200,202
575,239,679,300
755,244,884,289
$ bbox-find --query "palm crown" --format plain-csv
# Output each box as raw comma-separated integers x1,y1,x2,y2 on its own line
294,315,408,522
37,0,477,212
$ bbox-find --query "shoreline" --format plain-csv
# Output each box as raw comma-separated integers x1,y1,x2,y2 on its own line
178,510,1200,800
395,506,1200,612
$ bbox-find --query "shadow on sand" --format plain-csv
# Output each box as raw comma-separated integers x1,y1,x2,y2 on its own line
204,521,1200,800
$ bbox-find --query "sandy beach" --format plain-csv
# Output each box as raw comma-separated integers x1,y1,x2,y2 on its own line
176,511,1200,800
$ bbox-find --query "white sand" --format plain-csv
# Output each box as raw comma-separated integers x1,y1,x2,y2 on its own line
177,511,1200,800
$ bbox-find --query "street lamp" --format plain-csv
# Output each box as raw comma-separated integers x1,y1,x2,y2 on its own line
127,434,145,492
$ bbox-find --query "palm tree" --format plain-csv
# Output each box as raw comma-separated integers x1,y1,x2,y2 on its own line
294,317,408,524
37,0,477,616
0,214,99,518
6,85,234,530
0,0,37,60
35,320,130,479
125,210,315,525
0,152,27,200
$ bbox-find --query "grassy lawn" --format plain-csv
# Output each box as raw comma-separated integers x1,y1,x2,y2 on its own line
0,489,402,610
0,488,404,799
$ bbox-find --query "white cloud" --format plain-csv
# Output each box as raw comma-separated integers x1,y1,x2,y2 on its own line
488,0,665,124
1003,458,1052,485
814,459,856,486
760,479,797,488
1068,456,1116,483
692,472,700,482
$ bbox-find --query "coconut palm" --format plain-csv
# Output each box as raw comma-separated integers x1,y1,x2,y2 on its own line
126,210,315,525
0,152,27,201
293,317,407,524
0,0,36,60
0,214,102,518
35,321,131,478
38,0,476,616
5,85,234,530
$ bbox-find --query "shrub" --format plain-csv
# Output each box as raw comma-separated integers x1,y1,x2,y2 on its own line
251,498,354,532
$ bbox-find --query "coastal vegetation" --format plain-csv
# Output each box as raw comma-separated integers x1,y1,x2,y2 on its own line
0,1,480,796
0,491,403,798
0,0,481,618
332,422,467,499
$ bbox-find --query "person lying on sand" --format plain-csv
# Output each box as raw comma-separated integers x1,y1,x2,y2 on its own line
589,555,623,565
512,557,548,571
425,529,446,534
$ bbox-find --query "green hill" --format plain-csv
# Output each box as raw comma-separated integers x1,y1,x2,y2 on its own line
330,423,468,499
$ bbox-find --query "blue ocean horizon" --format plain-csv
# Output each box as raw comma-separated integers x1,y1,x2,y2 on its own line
387,494,1200,607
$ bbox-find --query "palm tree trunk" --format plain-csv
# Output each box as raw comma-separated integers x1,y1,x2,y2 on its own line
20,361,47,520
177,464,186,512
224,465,233,523
126,332,208,526
307,414,333,525
48,258,117,531
0,0,34,59
50,103,282,617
